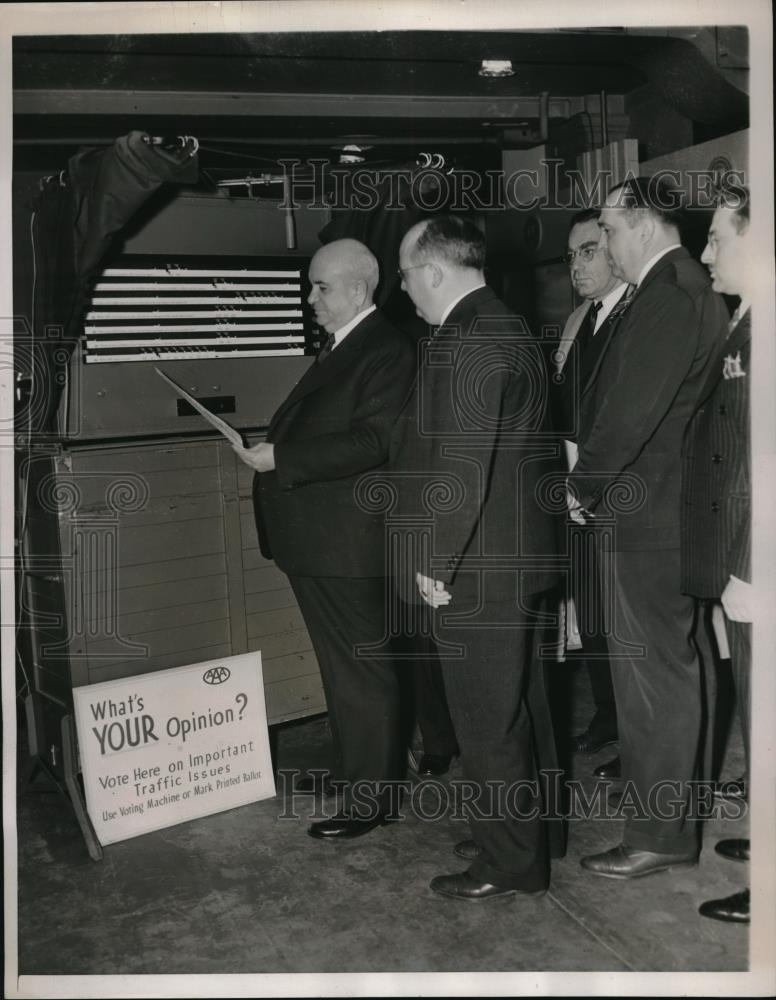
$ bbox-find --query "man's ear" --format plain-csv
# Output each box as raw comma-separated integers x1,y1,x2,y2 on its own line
638,213,656,247
429,263,443,288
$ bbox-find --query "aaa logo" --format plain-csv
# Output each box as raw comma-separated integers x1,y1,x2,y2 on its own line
203,666,231,685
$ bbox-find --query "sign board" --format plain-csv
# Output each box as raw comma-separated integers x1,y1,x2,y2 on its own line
73,652,275,845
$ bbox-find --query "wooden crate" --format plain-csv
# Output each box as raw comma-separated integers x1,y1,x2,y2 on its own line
24,436,325,724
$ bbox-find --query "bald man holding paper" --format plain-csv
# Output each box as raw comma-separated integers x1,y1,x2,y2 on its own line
235,239,416,840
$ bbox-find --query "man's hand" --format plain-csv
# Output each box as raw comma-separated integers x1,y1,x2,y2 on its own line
721,574,754,623
416,572,452,608
566,488,587,525
233,442,276,473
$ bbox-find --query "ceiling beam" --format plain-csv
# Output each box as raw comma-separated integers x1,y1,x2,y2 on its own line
14,89,582,120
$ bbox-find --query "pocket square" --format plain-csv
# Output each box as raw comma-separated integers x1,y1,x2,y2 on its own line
722,351,746,380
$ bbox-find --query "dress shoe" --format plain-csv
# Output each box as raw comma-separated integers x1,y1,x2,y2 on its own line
294,774,338,797
417,753,453,776
308,811,395,840
715,838,750,863
430,871,546,900
714,777,747,802
570,728,618,754
453,839,482,861
594,756,621,779
699,888,750,923
580,844,697,879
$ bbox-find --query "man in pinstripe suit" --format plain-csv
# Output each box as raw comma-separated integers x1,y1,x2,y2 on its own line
682,183,752,923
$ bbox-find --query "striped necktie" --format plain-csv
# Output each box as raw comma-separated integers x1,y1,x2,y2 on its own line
728,306,742,336
316,333,336,364
606,284,636,323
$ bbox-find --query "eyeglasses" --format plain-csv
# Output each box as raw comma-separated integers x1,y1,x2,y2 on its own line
563,245,605,266
397,263,429,280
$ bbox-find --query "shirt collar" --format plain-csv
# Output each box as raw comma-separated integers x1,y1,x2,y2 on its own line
332,304,377,347
636,244,682,288
593,281,630,325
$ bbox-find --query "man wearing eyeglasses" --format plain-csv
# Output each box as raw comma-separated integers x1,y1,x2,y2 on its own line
554,208,628,779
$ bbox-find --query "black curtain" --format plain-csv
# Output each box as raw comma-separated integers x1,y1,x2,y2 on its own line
21,131,199,435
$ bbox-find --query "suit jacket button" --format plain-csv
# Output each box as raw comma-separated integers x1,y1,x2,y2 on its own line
718,405,727,415
712,454,722,464
711,502,720,513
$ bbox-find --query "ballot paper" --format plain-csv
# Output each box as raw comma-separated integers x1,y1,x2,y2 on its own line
155,367,246,448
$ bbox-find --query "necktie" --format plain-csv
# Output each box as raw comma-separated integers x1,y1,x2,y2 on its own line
316,333,336,364
555,301,601,434
577,290,631,397
575,300,602,360
728,306,741,335
606,283,636,324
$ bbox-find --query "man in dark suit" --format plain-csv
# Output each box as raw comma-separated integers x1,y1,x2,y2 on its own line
683,184,752,923
389,215,563,900
567,176,729,879
554,208,628,772
235,238,416,839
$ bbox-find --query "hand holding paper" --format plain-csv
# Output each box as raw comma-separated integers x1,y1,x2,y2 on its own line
155,367,245,449
233,442,276,472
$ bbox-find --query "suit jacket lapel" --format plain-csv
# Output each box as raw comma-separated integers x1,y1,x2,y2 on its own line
578,251,686,400
578,286,632,399
269,309,379,431
557,302,589,373
725,310,751,356
694,308,751,411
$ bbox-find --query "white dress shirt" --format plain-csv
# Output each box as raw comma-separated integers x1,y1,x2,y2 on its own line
592,281,630,332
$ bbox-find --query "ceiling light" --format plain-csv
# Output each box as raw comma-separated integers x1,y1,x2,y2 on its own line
479,59,515,78
338,144,367,164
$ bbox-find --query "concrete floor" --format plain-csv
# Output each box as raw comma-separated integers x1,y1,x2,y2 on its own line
12,660,753,992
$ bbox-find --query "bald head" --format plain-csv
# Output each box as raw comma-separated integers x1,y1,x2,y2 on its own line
398,215,486,325
308,239,379,333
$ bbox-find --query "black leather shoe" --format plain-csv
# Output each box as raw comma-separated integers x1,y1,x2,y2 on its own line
699,888,750,923
417,754,453,776
308,812,395,840
580,844,697,879
594,756,621,779
453,839,482,861
570,729,618,754
714,777,747,802
715,838,750,863
430,871,546,900
294,775,338,797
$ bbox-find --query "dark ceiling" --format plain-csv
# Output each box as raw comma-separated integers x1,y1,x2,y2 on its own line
14,30,653,95
12,28,749,171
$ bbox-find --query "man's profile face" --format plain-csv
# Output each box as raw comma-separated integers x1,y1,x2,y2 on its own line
567,219,616,301
701,205,749,297
399,235,438,324
307,252,361,333
598,201,644,284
